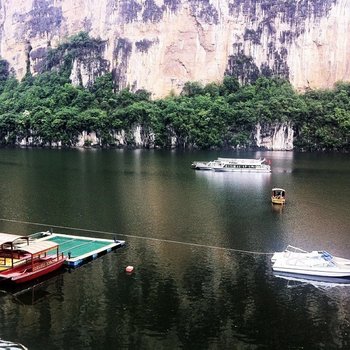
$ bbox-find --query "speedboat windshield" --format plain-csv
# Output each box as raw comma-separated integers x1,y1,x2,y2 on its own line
321,251,334,261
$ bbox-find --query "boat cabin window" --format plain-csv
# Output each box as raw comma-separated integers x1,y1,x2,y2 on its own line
273,190,285,198
321,251,333,261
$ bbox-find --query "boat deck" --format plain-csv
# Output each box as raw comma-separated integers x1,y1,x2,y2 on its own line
35,232,125,267
0,258,22,271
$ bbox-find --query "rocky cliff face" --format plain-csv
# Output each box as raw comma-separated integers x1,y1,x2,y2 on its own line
0,0,349,98
16,121,293,150
255,122,294,150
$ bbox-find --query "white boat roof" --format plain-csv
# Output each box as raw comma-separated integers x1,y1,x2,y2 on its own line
18,240,59,255
272,188,285,191
217,157,265,164
0,233,26,246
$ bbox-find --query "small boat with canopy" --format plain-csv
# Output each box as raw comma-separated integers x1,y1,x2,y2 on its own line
0,236,66,284
271,188,286,204
0,234,31,271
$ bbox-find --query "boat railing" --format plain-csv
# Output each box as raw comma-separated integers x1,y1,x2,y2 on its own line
285,245,308,253
217,157,264,164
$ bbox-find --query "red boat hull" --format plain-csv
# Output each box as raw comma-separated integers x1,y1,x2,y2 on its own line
0,257,66,284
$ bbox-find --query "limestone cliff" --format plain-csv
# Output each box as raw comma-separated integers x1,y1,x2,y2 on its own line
0,0,349,98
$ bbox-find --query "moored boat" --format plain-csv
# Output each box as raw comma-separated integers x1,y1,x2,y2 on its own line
0,240,66,284
0,234,31,271
271,245,350,278
191,157,271,172
212,158,271,173
271,188,286,204
191,160,220,170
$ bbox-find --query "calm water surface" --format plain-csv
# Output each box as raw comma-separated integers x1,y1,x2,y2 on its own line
0,149,349,349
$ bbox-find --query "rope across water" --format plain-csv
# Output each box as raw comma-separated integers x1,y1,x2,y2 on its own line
0,217,274,256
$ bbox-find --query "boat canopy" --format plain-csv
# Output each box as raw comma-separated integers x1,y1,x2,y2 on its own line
272,188,285,192
0,233,29,247
217,157,265,164
17,240,59,255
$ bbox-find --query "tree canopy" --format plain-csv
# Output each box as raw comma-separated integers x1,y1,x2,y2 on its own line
0,41,348,151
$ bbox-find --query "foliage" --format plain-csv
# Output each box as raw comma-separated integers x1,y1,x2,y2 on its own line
44,32,107,80
0,39,348,151
293,83,350,151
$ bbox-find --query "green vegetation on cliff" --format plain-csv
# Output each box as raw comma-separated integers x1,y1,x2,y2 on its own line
0,33,348,151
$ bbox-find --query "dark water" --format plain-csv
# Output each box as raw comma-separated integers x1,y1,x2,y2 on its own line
0,149,349,349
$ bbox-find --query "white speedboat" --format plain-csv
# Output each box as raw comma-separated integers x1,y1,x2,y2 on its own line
271,245,350,278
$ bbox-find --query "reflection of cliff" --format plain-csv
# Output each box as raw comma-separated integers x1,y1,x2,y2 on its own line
1,243,350,347
0,1,349,97
108,245,350,347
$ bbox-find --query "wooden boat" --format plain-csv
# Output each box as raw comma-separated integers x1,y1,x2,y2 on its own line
271,188,286,204
0,240,66,284
0,234,31,271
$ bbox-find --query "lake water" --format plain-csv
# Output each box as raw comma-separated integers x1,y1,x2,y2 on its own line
0,149,349,349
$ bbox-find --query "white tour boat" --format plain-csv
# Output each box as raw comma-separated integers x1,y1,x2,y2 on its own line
191,160,222,170
191,157,271,172
211,157,271,173
271,245,350,278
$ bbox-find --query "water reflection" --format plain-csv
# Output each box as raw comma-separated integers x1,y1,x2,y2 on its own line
0,231,350,349
271,203,285,214
195,170,271,190
0,271,65,306
0,150,349,349
273,272,350,290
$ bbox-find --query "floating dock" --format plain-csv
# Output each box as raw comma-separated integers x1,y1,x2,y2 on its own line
31,231,125,267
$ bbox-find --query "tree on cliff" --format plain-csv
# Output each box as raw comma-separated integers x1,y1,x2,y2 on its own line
0,53,348,151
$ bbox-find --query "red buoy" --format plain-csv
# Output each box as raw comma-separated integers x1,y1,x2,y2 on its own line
125,266,134,273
